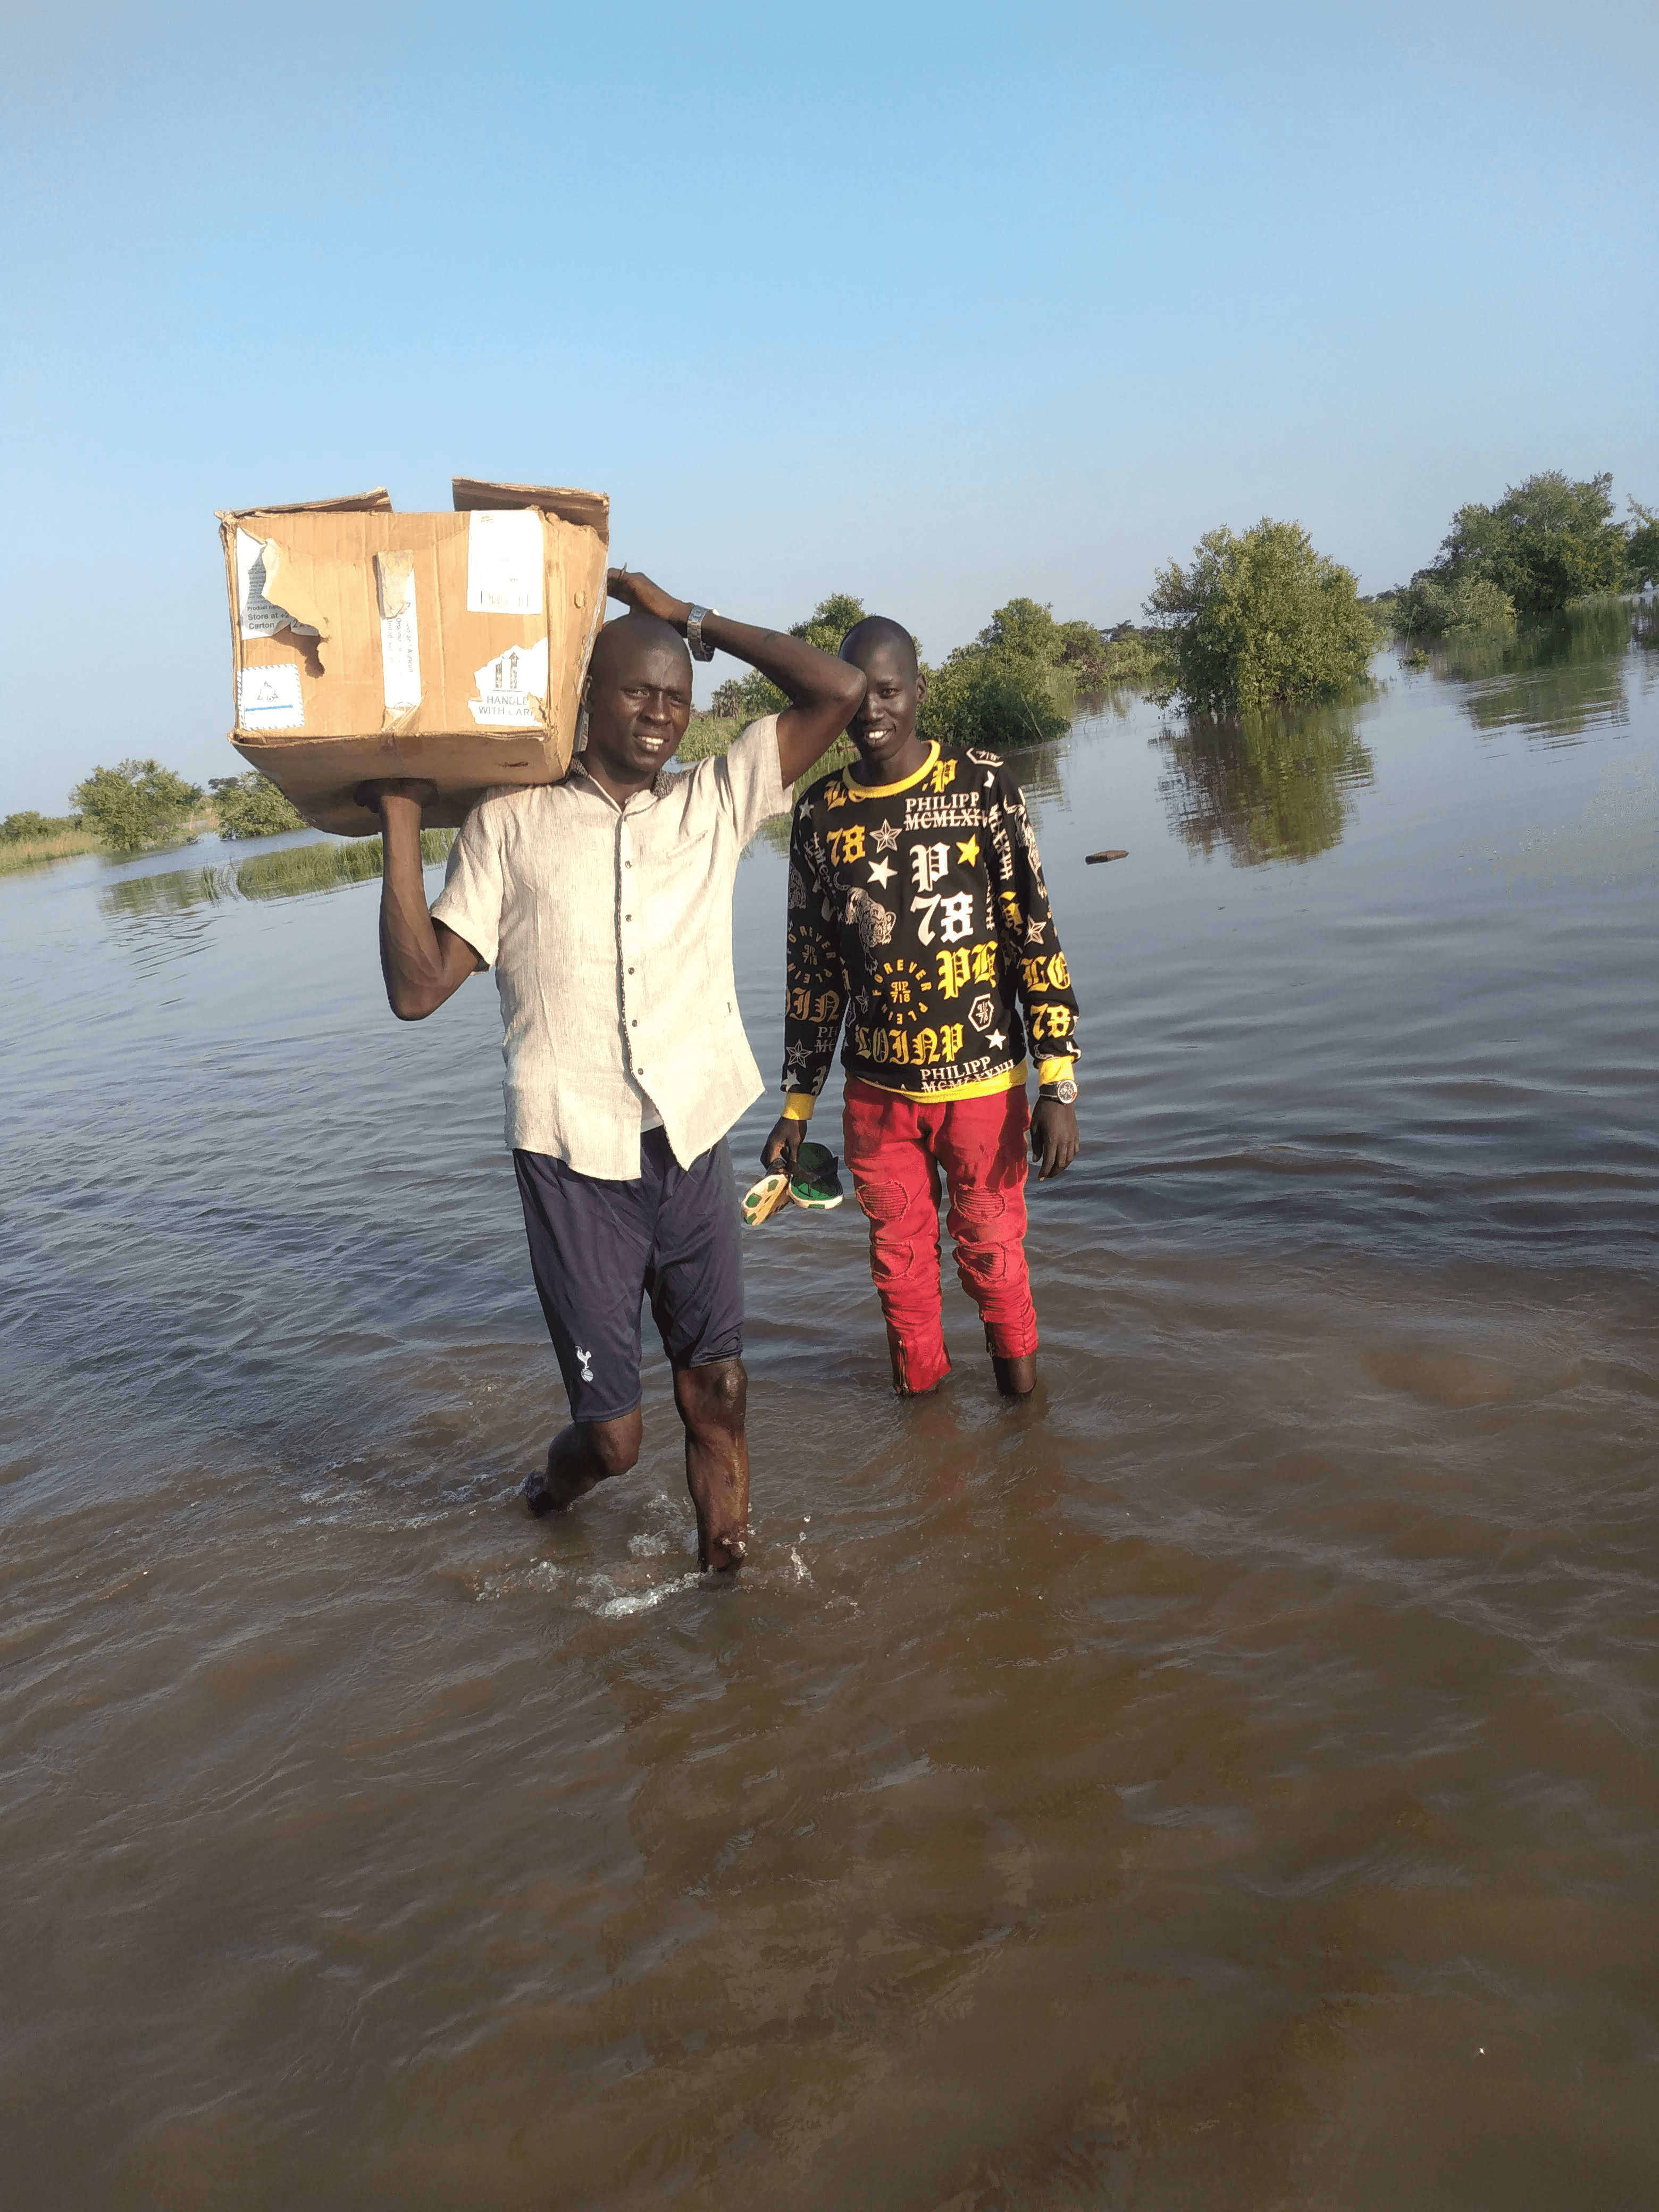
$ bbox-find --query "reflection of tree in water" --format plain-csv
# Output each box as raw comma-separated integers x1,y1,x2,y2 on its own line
1433,598,1633,744
1157,701,1375,867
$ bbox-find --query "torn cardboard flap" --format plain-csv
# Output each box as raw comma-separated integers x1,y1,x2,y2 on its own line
222,488,393,518
453,477,609,539
256,540,331,651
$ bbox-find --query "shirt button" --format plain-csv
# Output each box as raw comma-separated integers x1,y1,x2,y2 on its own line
628,966,635,974
624,860,632,868
631,1019,638,1027
624,912,632,921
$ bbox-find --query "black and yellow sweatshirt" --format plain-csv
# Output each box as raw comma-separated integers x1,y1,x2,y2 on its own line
780,739,1080,1119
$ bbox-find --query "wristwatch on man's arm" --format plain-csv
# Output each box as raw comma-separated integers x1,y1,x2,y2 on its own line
685,605,718,661
1038,1058,1078,1106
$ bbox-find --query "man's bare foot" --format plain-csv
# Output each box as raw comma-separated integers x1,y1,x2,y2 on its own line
524,1409,642,1515
701,1530,747,1573
992,1353,1037,1398
522,1455,605,1516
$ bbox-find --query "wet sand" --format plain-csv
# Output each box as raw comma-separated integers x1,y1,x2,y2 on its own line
3,618,1657,2206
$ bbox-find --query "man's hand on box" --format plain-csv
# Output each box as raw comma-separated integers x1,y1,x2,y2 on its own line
606,568,691,630
355,777,438,817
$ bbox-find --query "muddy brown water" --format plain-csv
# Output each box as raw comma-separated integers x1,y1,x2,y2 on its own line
4,615,1657,2209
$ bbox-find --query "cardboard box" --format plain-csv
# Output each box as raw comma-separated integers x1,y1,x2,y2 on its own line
219,477,609,834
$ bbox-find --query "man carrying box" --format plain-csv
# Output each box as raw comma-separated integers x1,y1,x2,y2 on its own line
361,571,865,1571
762,616,1080,1399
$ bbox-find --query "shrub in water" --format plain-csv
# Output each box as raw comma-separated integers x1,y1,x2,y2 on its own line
1145,520,1377,716
1430,470,1630,618
1392,570,1518,639
70,759,204,853
209,770,307,839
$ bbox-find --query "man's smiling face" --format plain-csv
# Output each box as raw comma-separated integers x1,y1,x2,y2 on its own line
840,618,928,780
583,617,694,789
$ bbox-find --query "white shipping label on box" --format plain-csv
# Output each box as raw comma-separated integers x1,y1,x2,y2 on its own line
470,637,548,726
238,661,306,730
377,557,422,714
236,529,318,639
465,509,544,616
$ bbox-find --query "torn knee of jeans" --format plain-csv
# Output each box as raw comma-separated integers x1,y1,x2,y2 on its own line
954,1189,1009,1229
870,1241,917,1285
857,1178,909,1224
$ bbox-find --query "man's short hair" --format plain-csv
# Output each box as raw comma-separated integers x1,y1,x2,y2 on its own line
840,616,918,678
588,611,691,687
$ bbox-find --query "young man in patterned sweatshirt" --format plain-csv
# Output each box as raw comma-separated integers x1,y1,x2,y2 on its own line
762,617,1080,1397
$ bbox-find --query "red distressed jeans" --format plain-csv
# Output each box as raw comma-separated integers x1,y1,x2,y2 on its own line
842,1077,1038,1393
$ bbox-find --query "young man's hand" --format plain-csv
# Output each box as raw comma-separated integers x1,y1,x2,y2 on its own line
761,1117,807,1173
1030,1099,1079,1180
606,568,690,628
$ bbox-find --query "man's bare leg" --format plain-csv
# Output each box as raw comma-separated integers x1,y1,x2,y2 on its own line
992,1353,1036,1399
673,1359,749,1571
523,1406,643,1515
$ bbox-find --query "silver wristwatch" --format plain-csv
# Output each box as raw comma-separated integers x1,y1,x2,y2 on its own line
685,605,718,661
1040,1076,1079,1105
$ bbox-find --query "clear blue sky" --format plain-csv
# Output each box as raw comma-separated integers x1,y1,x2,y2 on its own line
3,0,1654,811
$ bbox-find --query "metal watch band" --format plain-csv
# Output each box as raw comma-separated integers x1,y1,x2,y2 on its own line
685,605,717,661
1040,1077,1079,1104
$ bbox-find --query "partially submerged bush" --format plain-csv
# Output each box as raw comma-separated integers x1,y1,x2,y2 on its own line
1145,520,1377,715
1431,469,1630,617
209,769,307,839
921,647,1070,751
1392,570,1517,639
712,592,869,724
70,759,204,852
918,594,1140,751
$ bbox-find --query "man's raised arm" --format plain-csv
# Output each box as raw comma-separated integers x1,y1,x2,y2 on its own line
607,571,865,784
355,780,483,1020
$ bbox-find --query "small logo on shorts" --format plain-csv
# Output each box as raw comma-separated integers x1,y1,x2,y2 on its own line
575,1345,594,1382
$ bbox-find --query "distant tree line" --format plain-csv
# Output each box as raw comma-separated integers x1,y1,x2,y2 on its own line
24,465,1658,847
56,759,307,854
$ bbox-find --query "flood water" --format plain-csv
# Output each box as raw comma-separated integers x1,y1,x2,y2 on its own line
5,610,1657,2209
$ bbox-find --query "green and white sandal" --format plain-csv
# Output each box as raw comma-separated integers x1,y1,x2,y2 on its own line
789,1141,845,1211
741,1170,792,1227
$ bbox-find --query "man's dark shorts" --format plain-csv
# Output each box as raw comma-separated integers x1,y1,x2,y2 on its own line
513,1130,744,1424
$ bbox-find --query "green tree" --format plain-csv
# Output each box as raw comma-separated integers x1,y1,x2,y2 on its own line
920,651,1071,751
208,770,307,839
1391,569,1517,639
711,592,869,723
1627,500,1659,591
71,759,204,852
1145,520,1377,715
3,810,53,842
1430,470,1629,617
919,596,1074,751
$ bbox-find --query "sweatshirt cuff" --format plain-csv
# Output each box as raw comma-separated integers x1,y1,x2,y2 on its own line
783,1091,818,1122
1037,1057,1075,1088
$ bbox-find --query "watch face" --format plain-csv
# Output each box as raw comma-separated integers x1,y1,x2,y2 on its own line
1051,1078,1078,1104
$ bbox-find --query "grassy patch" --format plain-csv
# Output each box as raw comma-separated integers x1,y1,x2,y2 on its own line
0,826,103,874
233,831,454,900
